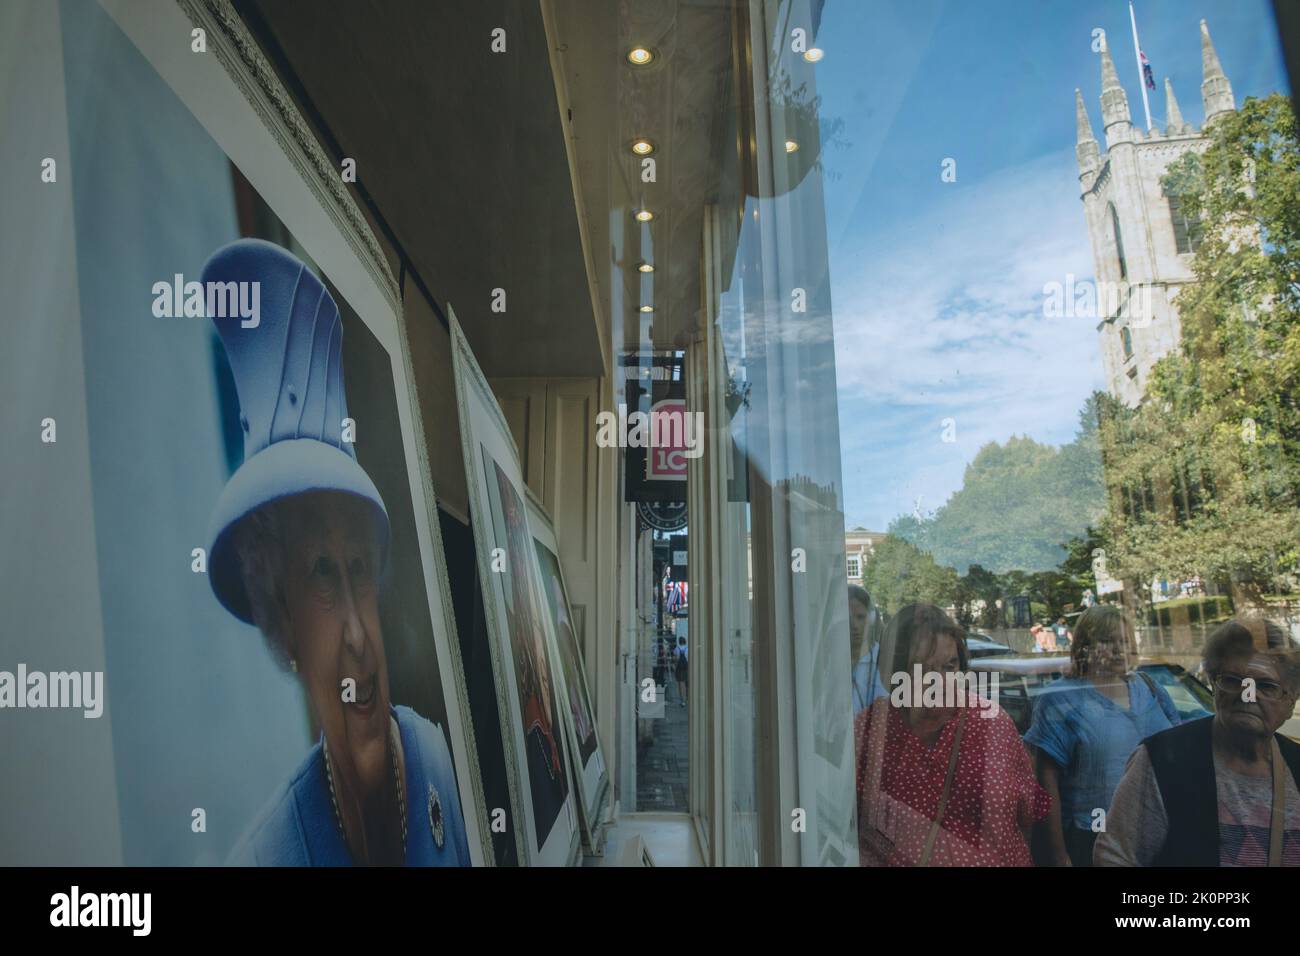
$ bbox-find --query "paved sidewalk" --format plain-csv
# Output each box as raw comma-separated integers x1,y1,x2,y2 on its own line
637,683,689,811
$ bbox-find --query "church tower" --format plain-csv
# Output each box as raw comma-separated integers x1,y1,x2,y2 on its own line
1076,22,1234,406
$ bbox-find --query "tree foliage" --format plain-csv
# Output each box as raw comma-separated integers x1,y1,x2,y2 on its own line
888,399,1106,575
1098,94,1300,601
862,526,1102,626
860,534,960,617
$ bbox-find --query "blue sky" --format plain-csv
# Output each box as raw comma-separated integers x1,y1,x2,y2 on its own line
814,0,1291,532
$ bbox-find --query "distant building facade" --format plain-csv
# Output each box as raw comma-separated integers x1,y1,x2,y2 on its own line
845,527,887,586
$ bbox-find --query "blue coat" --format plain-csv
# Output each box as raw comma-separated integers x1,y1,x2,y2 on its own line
228,704,471,865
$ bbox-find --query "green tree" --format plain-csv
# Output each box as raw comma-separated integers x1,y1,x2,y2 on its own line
959,564,1003,628
1099,94,1300,606
861,534,960,617
1024,568,1078,622
889,401,1106,575
1059,526,1104,586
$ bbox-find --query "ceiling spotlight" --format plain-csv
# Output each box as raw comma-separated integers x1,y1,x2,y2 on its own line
785,139,799,153
803,47,824,63
639,305,655,313
627,47,655,66
638,262,655,273
631,138,656,156
635,209,654,222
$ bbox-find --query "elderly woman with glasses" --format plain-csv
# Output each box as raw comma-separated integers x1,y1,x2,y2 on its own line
1095,618,1300,866
205,240,470,866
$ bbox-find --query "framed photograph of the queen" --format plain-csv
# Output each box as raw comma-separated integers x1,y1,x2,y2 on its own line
0,0,489,866
449,310,582,867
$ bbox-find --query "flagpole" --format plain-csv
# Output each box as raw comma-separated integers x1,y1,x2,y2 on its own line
1129,1,1153,130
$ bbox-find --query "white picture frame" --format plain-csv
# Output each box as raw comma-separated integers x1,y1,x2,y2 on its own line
524,488,611,851
93,0,493,865
448,308,581,867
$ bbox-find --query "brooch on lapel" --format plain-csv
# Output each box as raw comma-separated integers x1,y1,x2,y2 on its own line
428,784,445,849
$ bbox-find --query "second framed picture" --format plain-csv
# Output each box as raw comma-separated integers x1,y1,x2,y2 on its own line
525,488,611,850
449,309,581,867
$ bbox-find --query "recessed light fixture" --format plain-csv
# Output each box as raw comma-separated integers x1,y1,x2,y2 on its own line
785,139,799,153
631,138,655,156
635,209,654,222
639,305,655,313
803,47,824,63
638,262,655,273
627,46,655,66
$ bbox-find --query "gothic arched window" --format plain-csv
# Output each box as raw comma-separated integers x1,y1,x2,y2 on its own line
1121,325,1133,360
1167,194,1202,254
1108,203,1128,280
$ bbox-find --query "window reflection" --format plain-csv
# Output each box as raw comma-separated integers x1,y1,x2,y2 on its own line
819,3,1300,868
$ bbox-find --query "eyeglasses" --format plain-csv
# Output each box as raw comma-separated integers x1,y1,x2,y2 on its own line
1213,673,1291,701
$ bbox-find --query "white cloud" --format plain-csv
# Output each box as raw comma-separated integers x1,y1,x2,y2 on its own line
830,149,1107,528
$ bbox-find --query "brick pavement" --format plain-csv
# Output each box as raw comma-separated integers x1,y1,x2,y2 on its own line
636,680,689,811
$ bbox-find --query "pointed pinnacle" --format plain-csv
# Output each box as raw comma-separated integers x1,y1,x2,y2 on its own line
1201,19,1225,80
1076,89,1096,143
1164,78,1185,131
1100,30,1122,92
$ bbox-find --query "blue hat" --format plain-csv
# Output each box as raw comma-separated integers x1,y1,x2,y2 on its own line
204,239,389,624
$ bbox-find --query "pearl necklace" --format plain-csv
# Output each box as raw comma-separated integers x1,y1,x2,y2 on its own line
323,719,407,861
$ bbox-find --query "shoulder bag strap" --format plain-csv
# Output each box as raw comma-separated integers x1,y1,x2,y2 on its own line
918,714,966,866
1269,737,1286,867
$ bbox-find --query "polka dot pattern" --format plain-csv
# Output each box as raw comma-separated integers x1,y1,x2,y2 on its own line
855,694,1051,866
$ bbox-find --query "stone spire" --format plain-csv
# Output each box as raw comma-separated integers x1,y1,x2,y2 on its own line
1076,89,1100,174
1200,19,1235,123
1164,78,1186,134
1098,30,1132,135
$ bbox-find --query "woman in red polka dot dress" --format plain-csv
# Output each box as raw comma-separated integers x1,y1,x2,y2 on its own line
856,604,1051,866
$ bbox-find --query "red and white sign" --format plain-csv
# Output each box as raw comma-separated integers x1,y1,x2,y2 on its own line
645,399,690,481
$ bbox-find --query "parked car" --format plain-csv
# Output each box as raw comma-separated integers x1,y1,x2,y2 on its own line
963,631,1016,659
1134,662,1213,723
968,656,1216,735
968,655,1069,733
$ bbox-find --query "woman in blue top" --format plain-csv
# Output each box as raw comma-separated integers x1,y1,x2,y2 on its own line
1025,604,1181,866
